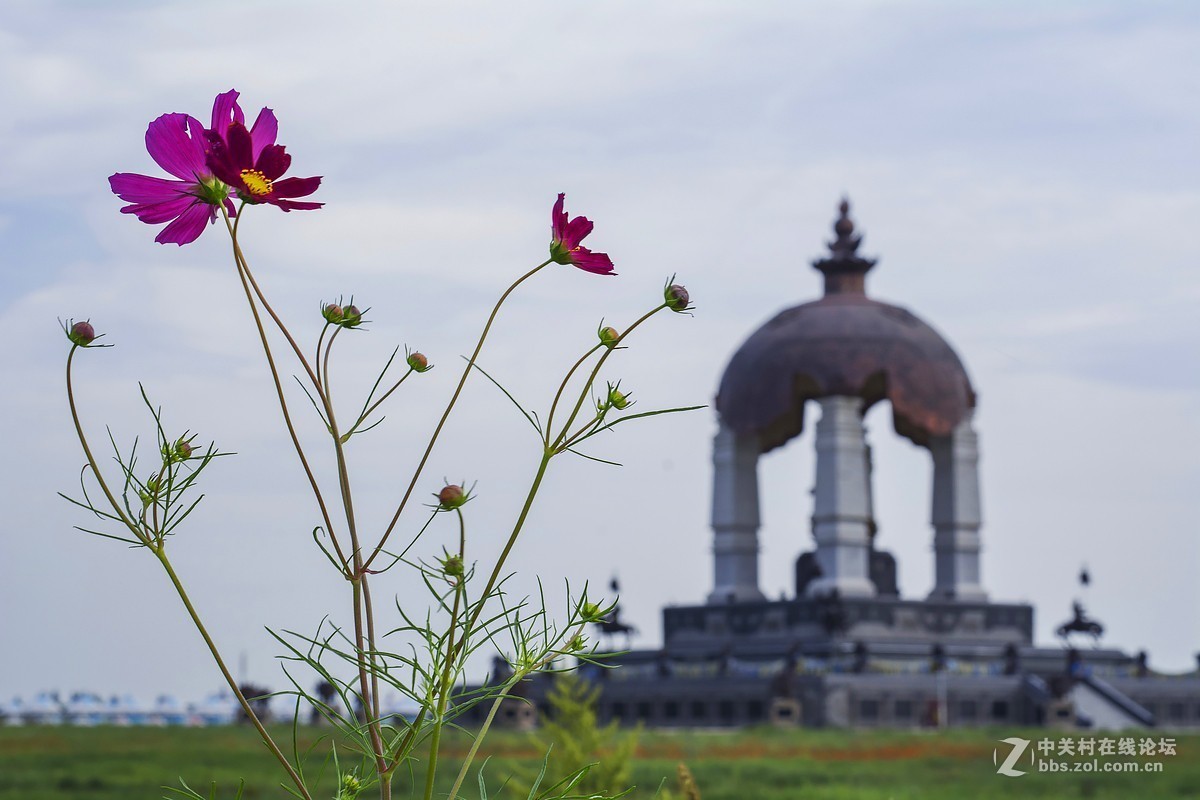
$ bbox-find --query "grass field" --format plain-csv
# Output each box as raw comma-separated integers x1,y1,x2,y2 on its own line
1,725,1197,799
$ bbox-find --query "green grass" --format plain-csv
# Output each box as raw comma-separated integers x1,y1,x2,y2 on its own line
1,725,1197,799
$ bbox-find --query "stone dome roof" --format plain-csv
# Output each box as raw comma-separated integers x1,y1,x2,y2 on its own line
715,200,976,453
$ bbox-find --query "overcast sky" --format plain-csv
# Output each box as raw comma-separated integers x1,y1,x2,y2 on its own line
2,1,1198,705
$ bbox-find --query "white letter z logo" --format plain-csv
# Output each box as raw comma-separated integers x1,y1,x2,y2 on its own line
994,737,1030,777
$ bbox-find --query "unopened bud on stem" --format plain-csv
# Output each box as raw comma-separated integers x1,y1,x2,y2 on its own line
407,351,431,372
70,321,95,345
442,554,464,578
321,303,344,324
664,283,691,312
437,484,467,510
579,601,603,622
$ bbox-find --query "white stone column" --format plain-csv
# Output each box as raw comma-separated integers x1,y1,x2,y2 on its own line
806,396,876,598
928,410,988,602
707,422,766,604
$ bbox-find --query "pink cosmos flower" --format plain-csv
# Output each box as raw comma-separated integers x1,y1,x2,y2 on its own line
108,112,235,245
549,193,615,275
203,99,322,212
208,89,277,158
108,90,321,244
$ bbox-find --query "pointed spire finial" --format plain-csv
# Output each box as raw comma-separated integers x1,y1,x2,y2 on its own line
830,196,862,257
812,196,877,295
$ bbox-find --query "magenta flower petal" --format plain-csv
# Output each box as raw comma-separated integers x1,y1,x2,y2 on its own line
549,193,614,274
120,193,198,224
210,89,245,140
273,199,324,212
145,114,209,181
570,247,615,276
249,108,278,161
226,123,255,172
109,172,189,203
156,200,215,246
562,215,594,250
204,114,322,211
256,144,291,181
203,133,240,186
552,193,568,241
271,176,322,199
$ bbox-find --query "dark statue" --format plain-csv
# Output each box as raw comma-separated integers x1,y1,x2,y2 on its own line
1056,601,1104,643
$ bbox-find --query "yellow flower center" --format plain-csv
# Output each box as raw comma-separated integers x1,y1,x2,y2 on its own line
240,169,273,197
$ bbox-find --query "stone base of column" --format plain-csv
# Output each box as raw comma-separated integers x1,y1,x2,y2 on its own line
928,584,988,602
805,575,877,599
706,585,768,604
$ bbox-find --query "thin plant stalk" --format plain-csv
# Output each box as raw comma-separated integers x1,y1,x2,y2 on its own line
421,508,467,800
221,209,387,786
550,304,666,452
446,622,587,800
364,259,551,573
65,348,143,542
66,349,310,800
155,550,314,800
219,209,347,571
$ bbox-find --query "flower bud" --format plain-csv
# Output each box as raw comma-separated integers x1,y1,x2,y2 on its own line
407,351,431,372
341,305,363,328
338,773,362,800
608,386,630,410
322,303,344,324
664,283,691,312
162,436,194,464
567,634,587,652
579,601,602,622
437,484,466,510
598,326,620,348
66,320,96,347
144,476,163,500
442,554,464,578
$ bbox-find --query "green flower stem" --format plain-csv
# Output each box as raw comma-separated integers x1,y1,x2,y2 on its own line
446,679,509,800
363,259,552,574
69,347,308,797
352,577,389,786
64,347,145,544
314,301,387,782
421,509,467,800
150,479,161,545
542,344,603,448
550,304,667,452
549,303,672,453
459,449,551,653
388,447,553,779
362,577,383,726
346,367,415,438
321,324,341,404
153,548,312,800
314,322,330,387
558,408,610,452
220,209,347,572
446,621,588,800
228,210,326,398
221,211,385,781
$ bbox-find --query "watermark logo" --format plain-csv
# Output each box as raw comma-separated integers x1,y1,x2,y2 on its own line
993,735,1176,777
994,737,1033,777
